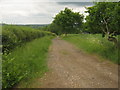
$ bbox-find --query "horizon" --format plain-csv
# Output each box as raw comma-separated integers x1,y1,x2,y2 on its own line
0,23,50,25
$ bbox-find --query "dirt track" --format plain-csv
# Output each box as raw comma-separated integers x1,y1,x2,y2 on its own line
31,38,118,88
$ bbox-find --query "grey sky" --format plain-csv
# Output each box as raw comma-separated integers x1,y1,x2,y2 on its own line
0,0,95,24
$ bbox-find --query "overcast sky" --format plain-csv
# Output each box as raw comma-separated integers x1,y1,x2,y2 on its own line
0,0,95,24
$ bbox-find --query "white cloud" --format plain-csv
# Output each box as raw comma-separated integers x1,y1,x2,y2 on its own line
0,0,93,24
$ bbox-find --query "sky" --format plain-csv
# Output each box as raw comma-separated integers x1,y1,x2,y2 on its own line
0,0,95,24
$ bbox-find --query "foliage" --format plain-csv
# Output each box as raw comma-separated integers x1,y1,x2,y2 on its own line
51,7,84,35
46,23,63,35
2,25,55,53
63,34,119,64
85,2,120,46
2,36,54,88
85,2,120,34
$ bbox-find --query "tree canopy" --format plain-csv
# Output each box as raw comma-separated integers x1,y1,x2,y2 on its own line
52,7,84,35
85,2,120,36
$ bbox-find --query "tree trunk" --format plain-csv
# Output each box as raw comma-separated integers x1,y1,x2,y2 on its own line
108,36,118,48
102,17,118,48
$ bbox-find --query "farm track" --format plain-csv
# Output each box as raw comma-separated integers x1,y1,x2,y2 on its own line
30,38,118,88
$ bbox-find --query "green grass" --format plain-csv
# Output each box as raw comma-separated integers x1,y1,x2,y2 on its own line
62,34,119,64
2,25,56,53
2,36,54,88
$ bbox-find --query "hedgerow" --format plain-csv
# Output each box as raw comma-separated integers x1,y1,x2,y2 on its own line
2,25,55,88
2,25,55,53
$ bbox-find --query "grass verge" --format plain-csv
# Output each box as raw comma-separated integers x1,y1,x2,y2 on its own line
62,34,119,64
2,36,54,88
2,25,55,53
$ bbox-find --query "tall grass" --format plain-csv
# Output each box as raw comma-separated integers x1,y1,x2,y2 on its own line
63,34,119,64
2,25,55,53
2,36,54,88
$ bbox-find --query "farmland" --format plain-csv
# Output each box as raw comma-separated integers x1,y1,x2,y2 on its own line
1,2,120,89
2,24,119,88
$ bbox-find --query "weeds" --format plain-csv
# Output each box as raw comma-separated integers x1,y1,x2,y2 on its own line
2,36,54,88
63,34,119,64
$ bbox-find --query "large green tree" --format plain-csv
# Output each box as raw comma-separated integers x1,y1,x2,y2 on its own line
85,2,120,46
52,7,84,35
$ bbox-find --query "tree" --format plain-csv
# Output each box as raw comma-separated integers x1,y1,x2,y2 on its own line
52,7,84,35
47,23,63,35
85,2,120,47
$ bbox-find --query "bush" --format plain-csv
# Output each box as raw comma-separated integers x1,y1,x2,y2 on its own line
2,36,54,88
2,25,55,53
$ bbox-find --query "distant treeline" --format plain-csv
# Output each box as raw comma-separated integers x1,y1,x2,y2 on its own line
1,23,49,29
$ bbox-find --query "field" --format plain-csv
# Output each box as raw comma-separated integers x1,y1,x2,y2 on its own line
2,25,119,88
1,2,119,88
2,26,119,88
62,34,119,64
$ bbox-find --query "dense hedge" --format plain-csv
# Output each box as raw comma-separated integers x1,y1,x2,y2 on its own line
2,25,55,53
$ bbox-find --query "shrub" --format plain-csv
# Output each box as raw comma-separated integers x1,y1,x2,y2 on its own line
2,25,55,53
2,36,54,88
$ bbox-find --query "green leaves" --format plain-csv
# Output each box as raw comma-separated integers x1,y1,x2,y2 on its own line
85,2,120,34
2,36,53,88
2,25,55,53
52,7,84,35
